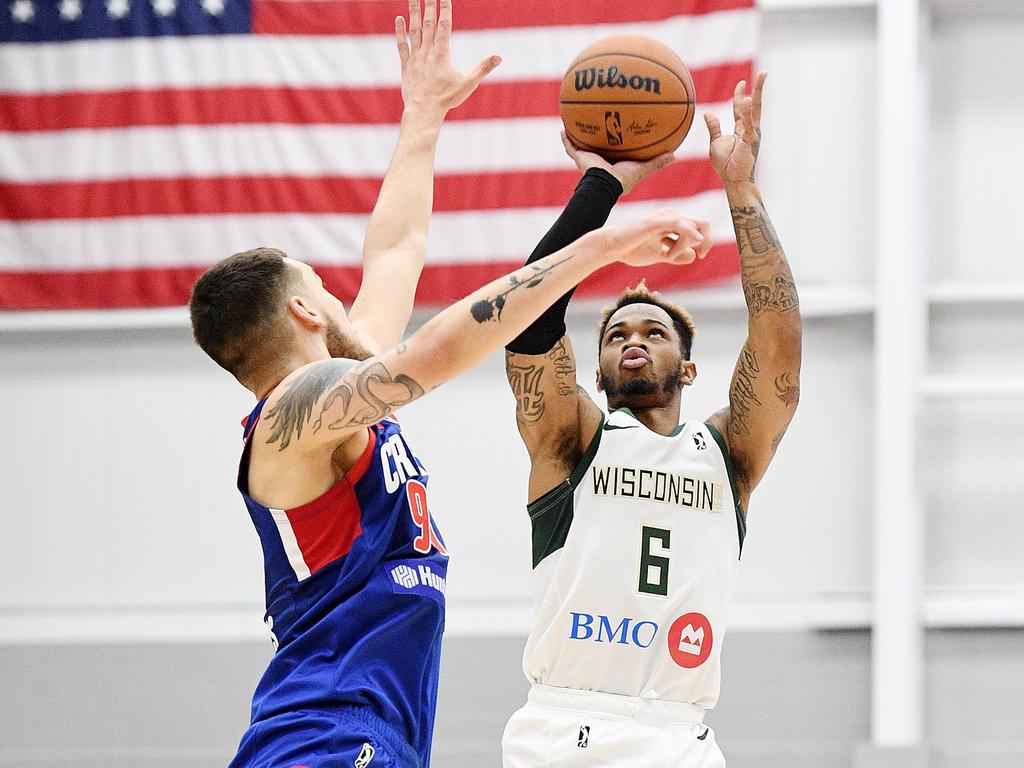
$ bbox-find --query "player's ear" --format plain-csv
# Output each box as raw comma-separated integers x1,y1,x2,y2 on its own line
680,361,697,387
288,295,325,331
595,367,604,393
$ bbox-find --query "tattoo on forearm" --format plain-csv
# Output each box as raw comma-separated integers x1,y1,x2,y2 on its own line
264,359,360,450
506,354,546,425
470,253,575,324
744,275,799,317
728,345,761,436
733,207,781,262
774,373,800,406
732,205,800,317
545,338,576,396
264,358,425,450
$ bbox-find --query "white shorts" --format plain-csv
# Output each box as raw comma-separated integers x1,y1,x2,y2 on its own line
502,684,726,768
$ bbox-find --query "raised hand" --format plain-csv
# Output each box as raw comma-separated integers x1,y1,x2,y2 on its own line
705,70,767,186
395,0,502,116
561,132,675,196
600,209,712,268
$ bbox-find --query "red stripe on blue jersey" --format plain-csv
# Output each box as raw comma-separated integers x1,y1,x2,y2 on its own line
234,400,448,765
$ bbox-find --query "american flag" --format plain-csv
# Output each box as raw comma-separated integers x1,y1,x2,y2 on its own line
0,0,755,310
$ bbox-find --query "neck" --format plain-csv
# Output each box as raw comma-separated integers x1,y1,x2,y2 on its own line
614,398,682,435
249,349,329,401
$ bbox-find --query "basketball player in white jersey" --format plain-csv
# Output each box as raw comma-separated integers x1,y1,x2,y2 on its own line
501,72,801,767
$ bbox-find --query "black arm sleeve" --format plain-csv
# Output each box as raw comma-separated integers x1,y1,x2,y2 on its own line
505,167,623,354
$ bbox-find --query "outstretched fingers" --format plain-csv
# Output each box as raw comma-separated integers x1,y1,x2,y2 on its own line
421,0,437,46
739,96,757,146
704,112,722,142
407,0,421,50
394,16,410,68
732,79,747,135
751,70,767,128
467,54,503,89
435,0,452,47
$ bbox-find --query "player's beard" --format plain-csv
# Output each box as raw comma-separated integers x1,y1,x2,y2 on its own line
325,317,373,362
603,361,683,403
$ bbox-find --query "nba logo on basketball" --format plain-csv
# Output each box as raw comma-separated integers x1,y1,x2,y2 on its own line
354,743,375,767
604,111,623,146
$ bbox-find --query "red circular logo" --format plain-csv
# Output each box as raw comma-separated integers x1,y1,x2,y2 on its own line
666,612,713,668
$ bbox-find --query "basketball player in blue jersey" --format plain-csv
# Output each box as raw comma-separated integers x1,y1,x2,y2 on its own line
188,3,714,762
501,72,802,767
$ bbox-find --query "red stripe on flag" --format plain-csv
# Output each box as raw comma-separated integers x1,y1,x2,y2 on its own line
0,63,750,132
252,0,755,36
0,160,722,220
0,244,738,310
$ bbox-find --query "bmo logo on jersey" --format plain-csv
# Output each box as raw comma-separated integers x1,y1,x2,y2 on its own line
568,611,714,668
667,612,713,668
568,612,658,648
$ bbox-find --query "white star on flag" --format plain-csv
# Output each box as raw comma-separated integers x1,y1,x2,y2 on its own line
105,0,129,18
59,0,82,20
201,0,226,15
151,0,175,16
10,0,35,22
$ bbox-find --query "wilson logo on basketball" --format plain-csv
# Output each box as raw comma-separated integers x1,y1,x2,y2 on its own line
574,65,662,94
667,612,714,669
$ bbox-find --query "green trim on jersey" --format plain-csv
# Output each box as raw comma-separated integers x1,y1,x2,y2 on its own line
527,416,605,569
705,422,747,557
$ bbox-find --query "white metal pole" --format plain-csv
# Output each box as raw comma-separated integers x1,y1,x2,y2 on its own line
872,0,929,747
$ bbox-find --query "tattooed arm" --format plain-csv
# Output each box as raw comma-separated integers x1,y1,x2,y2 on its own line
262,209,711,457
348,0,501,353
506,338,604,502
704,72,803,512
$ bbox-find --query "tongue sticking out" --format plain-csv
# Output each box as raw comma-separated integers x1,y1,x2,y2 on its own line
622,350,649,369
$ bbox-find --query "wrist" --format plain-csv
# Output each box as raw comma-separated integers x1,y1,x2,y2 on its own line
401,105,445,130
723,179,762,205
582,167,625,200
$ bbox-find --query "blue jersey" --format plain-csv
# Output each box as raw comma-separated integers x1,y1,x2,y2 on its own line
231,399,448,768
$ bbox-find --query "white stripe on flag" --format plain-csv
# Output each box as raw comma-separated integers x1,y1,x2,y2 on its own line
0,191,734,270
269,508,311,582
0,11,757,93
0,103,732,182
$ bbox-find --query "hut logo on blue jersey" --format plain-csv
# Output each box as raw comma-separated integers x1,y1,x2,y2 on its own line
389,560,447,604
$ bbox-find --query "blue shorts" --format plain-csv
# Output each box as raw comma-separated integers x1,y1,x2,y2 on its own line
229,706,422,768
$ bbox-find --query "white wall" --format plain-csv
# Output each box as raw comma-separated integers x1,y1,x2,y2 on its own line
1,2,1022,645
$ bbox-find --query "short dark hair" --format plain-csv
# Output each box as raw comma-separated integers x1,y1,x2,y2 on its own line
598,281,696,359
189,247,301,383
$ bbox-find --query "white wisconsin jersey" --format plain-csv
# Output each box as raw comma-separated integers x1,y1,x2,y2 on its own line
522,408,746,709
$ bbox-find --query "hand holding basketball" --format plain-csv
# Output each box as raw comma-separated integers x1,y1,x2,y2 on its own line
395,0,502,116
561,132,675,196
600,209,712,268
705,70,767,186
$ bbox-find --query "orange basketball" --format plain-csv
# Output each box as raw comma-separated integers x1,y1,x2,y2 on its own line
560,35,696,162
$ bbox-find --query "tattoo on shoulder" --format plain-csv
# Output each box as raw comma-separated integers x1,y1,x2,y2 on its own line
470,253,575,324
728,345,761,437
774,373,800,406
316,361,424,432
264,359,425,450
264,359,360,450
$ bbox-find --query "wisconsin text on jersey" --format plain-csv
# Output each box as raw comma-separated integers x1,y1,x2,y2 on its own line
590,465,724,513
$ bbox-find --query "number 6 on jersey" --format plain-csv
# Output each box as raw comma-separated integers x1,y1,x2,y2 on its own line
639,525,671,596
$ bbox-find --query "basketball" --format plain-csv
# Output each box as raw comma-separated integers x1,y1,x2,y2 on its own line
559,35,696,162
